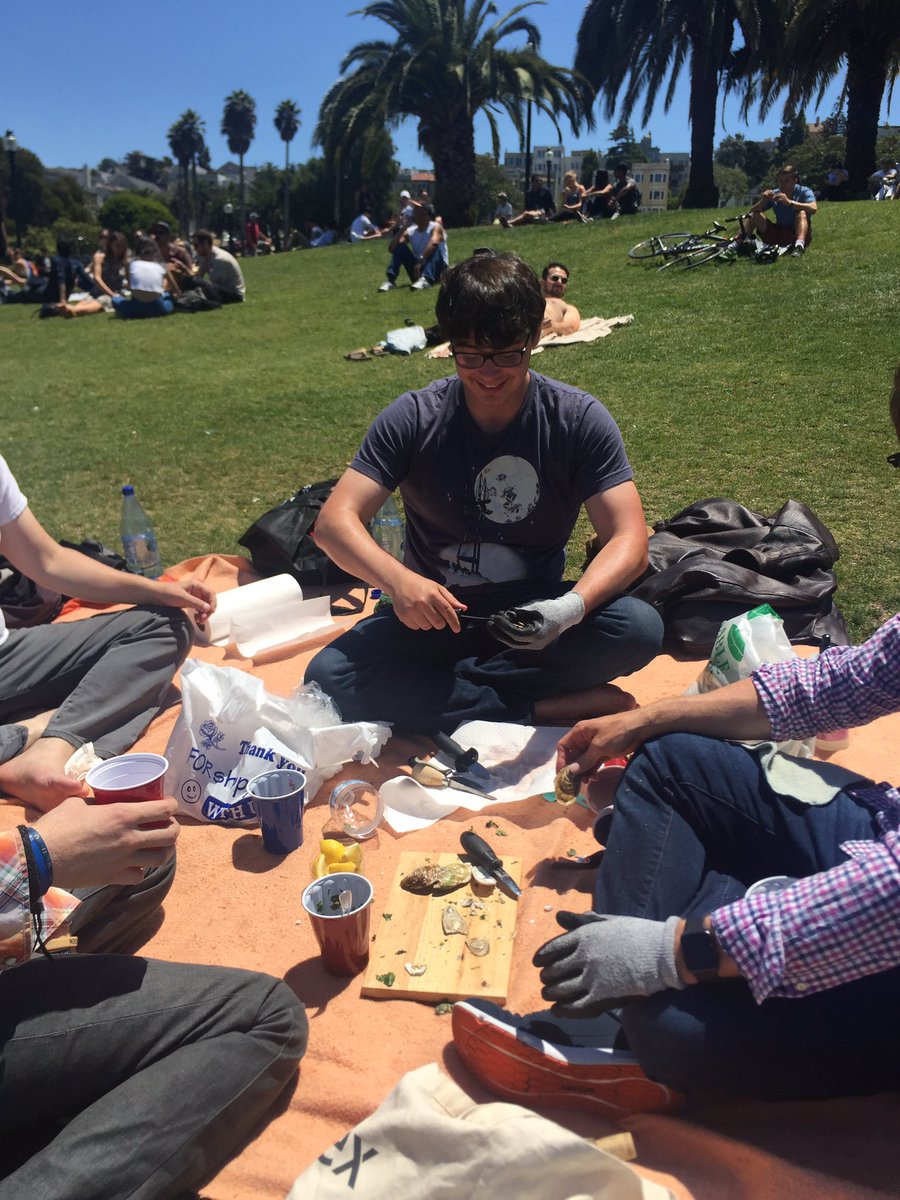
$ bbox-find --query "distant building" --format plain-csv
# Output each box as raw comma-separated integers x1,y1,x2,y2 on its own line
631,161,670,212
45,164,165,212
876,125,900,140
661,152,690,199
502,145,589,195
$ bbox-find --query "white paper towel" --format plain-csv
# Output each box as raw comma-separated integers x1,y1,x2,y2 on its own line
381,721,565,833
233,595,333,657
196,574,303,646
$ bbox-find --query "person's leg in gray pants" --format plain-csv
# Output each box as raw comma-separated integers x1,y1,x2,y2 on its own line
0,956,307,1199
0,606,193,760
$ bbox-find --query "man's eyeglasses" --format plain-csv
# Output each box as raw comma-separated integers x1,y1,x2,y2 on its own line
547,274,568,284
451,346,529,369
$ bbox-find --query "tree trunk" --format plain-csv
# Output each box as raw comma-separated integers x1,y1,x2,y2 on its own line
284,141,291,249
426,112,478,228
682,48,720,209
239,155,246,255
844,22,887,194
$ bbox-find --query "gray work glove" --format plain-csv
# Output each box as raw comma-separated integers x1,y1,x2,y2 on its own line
533,911,684,1018
488,592,585,651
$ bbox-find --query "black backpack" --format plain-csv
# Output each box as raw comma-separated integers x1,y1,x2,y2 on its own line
238,480,365,599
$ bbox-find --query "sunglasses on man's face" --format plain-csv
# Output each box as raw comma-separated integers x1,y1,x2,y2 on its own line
547,274,568,284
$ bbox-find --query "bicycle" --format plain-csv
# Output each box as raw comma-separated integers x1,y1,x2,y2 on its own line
628,215,758,270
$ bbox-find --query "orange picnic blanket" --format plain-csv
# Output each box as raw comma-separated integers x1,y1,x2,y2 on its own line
3,554,898,1200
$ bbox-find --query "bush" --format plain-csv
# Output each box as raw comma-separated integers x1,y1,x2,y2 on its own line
97,192,178,240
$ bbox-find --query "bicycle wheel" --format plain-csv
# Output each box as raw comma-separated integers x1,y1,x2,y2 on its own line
627,233,692,260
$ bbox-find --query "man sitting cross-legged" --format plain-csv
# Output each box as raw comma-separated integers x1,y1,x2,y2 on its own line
453,370,900,1113
306,250,662,736
378,202,448,292
0,454,215,811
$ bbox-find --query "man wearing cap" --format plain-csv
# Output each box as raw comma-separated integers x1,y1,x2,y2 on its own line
149,222,193,273
540,262,580,335
493,193,514,224
378,202,448,292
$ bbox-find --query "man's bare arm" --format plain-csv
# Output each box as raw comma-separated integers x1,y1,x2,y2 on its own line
570,483,649,614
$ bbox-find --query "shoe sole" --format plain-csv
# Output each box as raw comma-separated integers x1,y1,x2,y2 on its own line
452,1001,682,1117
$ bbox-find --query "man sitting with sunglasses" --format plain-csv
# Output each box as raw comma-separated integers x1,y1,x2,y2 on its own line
306,251,661,736
307,254,657,734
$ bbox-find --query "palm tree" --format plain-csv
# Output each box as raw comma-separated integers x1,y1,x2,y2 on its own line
221,90,257,248
167,117,193,232
274,100,301,247
759,0,900,193
315,0,593,228
167,110,206,232
576,0,768,209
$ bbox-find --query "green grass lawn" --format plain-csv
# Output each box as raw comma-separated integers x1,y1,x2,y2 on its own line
3,201,897,640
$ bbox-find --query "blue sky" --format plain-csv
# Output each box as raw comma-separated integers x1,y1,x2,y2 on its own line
4,0,897,173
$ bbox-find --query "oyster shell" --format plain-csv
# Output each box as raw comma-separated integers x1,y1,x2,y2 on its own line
401,862,472,893
465,937,490,957
404,962,427,976
441,904,467,935
554,766,581,805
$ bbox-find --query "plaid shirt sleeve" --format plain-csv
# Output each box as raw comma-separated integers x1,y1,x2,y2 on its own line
752,614,900,742
0,829,79,968
711,824,900,1001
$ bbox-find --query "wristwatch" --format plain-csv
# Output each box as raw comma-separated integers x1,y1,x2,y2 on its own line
681,916,720,983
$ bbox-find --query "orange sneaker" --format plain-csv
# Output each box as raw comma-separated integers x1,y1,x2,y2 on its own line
452,999,683,1118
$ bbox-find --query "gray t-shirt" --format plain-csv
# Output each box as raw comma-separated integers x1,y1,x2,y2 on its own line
351,372,633,596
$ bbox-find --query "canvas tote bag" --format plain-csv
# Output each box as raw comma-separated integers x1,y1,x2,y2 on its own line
288,1062,673,1200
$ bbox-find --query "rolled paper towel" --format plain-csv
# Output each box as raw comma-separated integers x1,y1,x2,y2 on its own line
232,595,334,657
194,574,303,645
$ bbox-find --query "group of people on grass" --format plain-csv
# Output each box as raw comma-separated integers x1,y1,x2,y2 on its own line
499,163,642,229
0,221,245,320
1,245,898,1195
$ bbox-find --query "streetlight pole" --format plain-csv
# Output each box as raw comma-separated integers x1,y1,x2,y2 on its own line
524,38,534,194
223,202,234,250
2,131,22,245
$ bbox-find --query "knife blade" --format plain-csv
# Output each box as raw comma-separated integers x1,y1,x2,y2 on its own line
460,831,521,898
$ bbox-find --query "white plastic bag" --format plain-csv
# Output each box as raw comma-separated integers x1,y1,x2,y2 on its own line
383,324,427,355
165,660,391,825
686,604,814,758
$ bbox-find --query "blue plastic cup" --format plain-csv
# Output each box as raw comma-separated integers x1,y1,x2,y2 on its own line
247,768,306,855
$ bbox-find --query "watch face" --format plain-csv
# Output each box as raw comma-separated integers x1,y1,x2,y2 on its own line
682,919,720,977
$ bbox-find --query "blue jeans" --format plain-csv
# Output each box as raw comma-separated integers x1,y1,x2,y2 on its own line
386,241,448,285
306,588,662,734
0,957,306,1198
594,734,900,1099
112,294,174,318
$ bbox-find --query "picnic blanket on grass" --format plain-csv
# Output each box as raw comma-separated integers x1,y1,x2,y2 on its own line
426,315,635,359
2,554,898,1200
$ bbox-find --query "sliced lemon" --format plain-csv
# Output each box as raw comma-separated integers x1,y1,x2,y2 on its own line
320,838,348,865
344,844,363,868
312,853,328,879
326,861,357,874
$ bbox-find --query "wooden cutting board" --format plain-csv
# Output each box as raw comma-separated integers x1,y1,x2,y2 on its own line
361,850,522,1004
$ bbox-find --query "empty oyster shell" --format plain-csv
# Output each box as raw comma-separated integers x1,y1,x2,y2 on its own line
404,962,427,976
554,766,581,805
401,862,472,893
465,937,490,957
441,905,467,935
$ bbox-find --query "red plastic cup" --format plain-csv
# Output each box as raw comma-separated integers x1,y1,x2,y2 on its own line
86,753,169,828
301,872,373,976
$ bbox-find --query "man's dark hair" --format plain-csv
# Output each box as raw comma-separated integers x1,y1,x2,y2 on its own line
435,251,545,346
542,261,569,281
193,229,214,245
55,237,73,257
615,162,629,174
